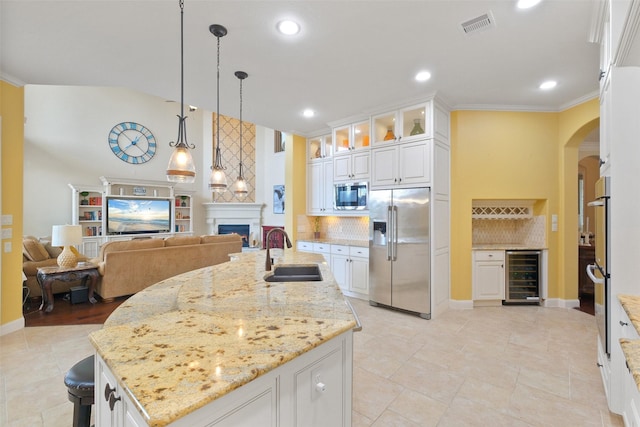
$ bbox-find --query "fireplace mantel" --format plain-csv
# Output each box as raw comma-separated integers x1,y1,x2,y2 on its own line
203,202,264,246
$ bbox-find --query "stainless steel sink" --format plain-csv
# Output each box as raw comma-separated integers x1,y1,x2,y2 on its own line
264,265,323,282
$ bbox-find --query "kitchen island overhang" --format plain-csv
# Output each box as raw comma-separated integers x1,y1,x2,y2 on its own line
89,250,358,427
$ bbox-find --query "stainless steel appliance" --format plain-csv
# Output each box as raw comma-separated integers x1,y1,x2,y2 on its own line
504,250,541,304
334,182,368,210
587,176,611,356
369,187,430,319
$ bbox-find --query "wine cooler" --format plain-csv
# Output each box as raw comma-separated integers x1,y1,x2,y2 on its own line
504,250,541,304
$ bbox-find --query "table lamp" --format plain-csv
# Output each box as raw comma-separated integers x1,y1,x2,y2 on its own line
51,225,82,268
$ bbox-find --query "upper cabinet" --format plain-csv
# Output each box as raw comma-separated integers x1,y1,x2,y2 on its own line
307,134,333,161
372,102,431,145
333,120,370,155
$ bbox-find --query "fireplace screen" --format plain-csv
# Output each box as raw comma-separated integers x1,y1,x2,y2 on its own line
218,224,250,247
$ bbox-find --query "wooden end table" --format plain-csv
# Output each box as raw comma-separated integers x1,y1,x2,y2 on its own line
36,263,99,313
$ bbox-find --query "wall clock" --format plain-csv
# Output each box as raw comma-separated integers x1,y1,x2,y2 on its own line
108,122,157,164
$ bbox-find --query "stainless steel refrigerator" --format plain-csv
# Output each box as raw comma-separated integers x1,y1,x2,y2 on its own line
369,187,431,319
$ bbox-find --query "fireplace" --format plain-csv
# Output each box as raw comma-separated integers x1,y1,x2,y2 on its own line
218,224,250,247
203,202,264,248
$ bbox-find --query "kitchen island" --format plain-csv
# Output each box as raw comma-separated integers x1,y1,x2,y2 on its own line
89,250,358,427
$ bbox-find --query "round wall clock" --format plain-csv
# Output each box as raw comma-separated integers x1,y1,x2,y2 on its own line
108,122,157,164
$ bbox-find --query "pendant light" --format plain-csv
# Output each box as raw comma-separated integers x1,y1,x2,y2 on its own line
232,71,249,199
208,24,228,193
166,0,196,183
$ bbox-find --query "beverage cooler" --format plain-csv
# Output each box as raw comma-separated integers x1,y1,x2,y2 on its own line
504,250,541,304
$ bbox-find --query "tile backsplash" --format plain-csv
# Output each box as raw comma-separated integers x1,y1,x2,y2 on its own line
298,215,369,241
472,216,546,247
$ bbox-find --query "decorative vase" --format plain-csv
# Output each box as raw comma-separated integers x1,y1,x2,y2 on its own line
384,127,395,141
410,119,424,136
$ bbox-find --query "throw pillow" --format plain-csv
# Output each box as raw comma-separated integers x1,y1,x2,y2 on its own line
23,239,50,262
42,241,63,258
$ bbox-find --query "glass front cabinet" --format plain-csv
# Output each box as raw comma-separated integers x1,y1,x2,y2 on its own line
307,134,333,161
372,102,431,145
333,120,370,155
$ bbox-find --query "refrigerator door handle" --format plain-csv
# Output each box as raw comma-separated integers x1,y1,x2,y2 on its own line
386,205,393,261
392,205,398,261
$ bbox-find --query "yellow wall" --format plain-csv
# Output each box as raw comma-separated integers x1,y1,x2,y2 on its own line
285,133,307,244
1,81,25,327
451,100,599,301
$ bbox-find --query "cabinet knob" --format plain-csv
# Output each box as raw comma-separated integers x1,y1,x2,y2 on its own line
596,363,603,368
620,320,629,327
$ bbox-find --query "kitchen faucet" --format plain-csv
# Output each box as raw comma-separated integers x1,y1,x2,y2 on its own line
265,228,292,271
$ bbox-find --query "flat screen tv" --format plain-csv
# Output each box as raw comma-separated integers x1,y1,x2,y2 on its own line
106,197,171,235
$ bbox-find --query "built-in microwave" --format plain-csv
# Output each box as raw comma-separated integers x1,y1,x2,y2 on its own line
334,182,368,210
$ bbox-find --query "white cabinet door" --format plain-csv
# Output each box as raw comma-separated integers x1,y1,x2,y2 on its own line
350,257,369,295
96,356,122,427
371,146,397,187
398,140,430,186
472,251,505,300
308,160,333,215
334,151,370,182
331,253,349,292
294,345,344,427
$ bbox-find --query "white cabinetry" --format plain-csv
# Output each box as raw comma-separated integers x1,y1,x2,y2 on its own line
370,139,430,188
333,120,370,182
96,354,146,427
96,331,353,427
333,150,370,182
472,250,505,302
331,245,369,299
69,184,104,258
307,134,333,161
371,102,431,144
307,160,334,215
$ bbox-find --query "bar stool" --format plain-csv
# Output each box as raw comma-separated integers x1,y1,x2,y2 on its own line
64,354,95,427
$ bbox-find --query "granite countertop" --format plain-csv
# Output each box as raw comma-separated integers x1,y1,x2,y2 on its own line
297,235,369,248
618,295,640,390
89,250,357,427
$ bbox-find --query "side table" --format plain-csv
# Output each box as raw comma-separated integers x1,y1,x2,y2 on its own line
36,263,99,313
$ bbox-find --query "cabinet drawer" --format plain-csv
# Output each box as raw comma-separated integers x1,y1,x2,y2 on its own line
473,250,504,261
331,244,349,255
349,246,369,258
313,243,331,254
297,241,313,252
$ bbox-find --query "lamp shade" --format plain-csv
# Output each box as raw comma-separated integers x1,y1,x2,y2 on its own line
51,225,82,268
51,225,82,247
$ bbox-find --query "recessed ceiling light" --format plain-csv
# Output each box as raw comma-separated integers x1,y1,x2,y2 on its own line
539,80,557,90
517,0,542,9
415,71,431,82
303,109,314,118
277,20,300,35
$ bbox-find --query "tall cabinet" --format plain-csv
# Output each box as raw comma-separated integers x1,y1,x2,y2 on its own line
595,0,640,416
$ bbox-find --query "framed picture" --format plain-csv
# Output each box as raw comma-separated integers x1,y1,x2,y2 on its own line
273,185,285,214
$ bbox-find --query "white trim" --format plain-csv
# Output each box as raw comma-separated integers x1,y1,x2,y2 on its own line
449,299,474,310
0,317,25,336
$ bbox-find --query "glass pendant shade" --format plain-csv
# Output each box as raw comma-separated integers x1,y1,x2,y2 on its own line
167,144,196,183
232,175,248,199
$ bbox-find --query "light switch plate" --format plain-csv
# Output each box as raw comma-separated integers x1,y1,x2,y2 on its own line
1,228,12,239
1,214,12,225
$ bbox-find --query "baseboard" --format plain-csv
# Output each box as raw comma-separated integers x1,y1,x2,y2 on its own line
448,298,580,310
543,298,580,309
0,316,25,336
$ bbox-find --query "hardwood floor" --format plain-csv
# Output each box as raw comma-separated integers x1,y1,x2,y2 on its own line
23,294,128,327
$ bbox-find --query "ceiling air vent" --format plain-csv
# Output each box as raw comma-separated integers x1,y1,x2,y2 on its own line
460,11,495,35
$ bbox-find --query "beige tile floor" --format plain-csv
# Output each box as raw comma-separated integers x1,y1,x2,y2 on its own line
0,299,625,427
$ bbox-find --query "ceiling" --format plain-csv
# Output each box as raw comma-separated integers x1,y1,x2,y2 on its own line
1,0,601,136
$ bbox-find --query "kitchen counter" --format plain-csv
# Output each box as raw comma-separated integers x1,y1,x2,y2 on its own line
618,295,640,390
297,236,368,248
89,250,357,427
472,244,547,250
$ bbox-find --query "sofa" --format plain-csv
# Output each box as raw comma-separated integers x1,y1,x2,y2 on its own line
22,236,89,298
90,234,243,301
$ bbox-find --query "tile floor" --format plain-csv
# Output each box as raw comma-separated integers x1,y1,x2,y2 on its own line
0,298,625,426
